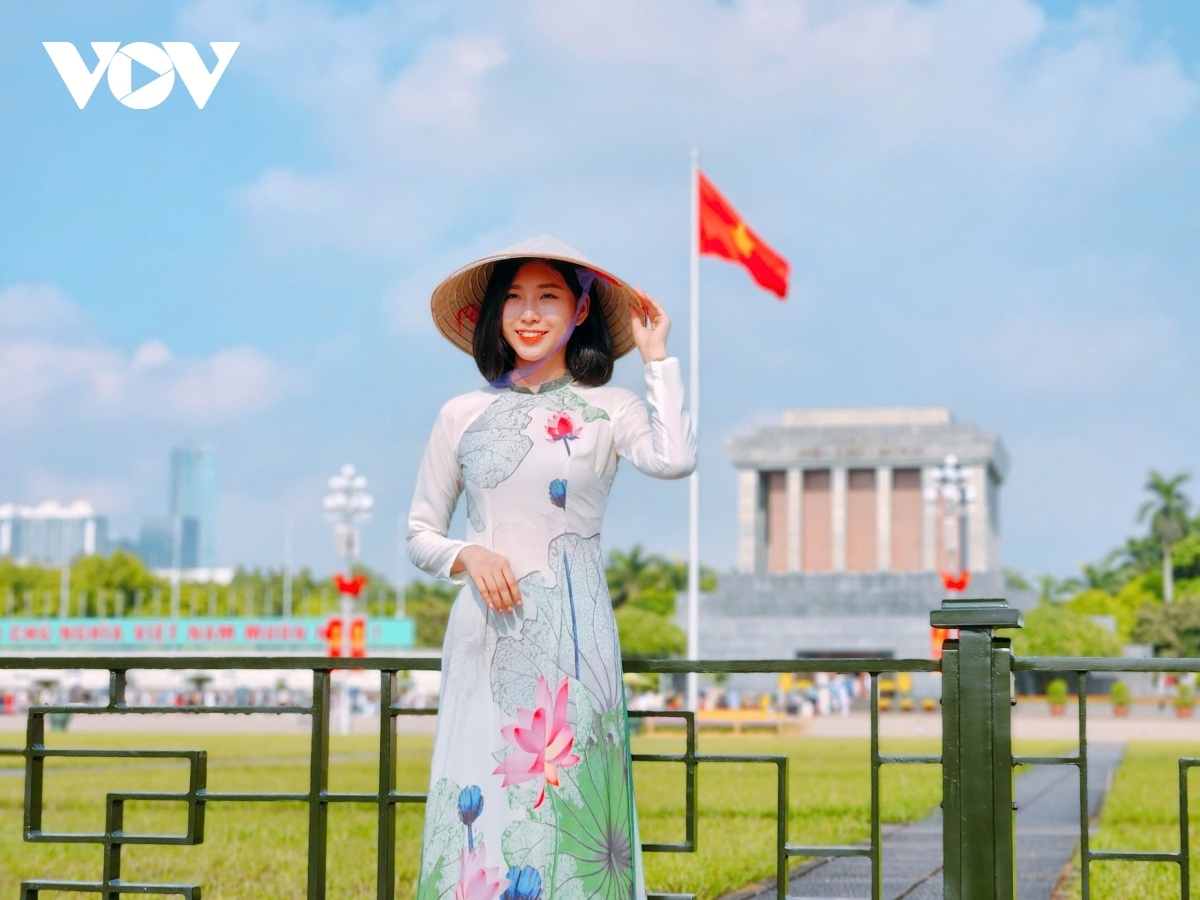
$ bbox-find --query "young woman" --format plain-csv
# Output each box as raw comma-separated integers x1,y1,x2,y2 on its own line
408,235,694,900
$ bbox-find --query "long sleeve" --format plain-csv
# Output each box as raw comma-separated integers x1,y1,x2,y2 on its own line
407,402,471,582
612,357,696,479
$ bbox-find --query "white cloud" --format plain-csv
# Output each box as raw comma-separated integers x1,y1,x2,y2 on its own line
0,283,88,338
20,463,157,518
0,283,286,426
130,340,172,371
185,0,1195,266
169,347,283,420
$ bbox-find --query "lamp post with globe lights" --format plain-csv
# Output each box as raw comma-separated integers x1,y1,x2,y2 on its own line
323,463,374,735
925,453,976,592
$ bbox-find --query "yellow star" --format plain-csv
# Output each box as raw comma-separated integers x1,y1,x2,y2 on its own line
732,220,755,258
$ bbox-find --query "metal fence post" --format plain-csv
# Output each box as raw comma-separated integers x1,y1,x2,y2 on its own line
932,596,1023,900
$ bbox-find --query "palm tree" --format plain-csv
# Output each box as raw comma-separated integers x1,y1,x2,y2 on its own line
1138,470,1192,603
605,545,661,608
1076,552,1126,595
1115,535,1160,577
1035,573,1071,604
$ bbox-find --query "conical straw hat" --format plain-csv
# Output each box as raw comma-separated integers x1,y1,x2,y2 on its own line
430,235,639,358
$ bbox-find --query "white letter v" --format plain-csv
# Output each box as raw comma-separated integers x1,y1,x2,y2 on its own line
163,42,240,109
43,42,120,109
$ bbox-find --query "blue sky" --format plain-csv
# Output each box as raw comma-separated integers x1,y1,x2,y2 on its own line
1,0,1198,583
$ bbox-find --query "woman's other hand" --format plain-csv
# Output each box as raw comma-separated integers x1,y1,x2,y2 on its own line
630,290,670,364
452,545,522,614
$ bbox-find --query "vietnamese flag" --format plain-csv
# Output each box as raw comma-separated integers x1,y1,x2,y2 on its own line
698,172,789,299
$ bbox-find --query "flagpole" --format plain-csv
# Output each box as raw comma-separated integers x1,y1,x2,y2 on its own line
686,149,701,712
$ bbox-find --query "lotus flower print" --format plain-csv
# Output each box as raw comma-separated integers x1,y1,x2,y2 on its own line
458,784,483,850
455,845,510,900
548,478,567,509
492,675,580,809
501,865,543,900
545,412,581,455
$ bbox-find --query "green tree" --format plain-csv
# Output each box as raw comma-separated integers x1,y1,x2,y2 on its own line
1004,569,1032,591
605,545,661,609
1134,597,1200,657
403,581,457,648
1138,470,1191,603
605,544,716,613
1011,601,1122,657
1066,588,1143,643
1172,532,1200,582
614,604,686,658
1035,573,1072,604
1073,553,1127,595
1115,534,1161,578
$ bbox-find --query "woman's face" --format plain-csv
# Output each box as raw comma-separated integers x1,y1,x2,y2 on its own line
500,260,589,364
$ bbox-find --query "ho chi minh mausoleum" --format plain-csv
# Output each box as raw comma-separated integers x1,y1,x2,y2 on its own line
690,407,1035,684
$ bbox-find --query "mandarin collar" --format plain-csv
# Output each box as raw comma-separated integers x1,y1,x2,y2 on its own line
508,372,574,394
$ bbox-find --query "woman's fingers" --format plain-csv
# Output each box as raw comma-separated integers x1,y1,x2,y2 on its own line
494,570,516,613
478,571,501,612
501,563,522,608
466,549,522,615
632,291,669,331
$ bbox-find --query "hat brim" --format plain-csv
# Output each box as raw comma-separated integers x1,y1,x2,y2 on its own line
431,250,639,359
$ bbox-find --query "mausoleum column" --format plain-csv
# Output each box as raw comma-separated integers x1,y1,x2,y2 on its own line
876,466,892,572
786,468,802,573
921,465,938,571
736,468,759,575
831,467,848,572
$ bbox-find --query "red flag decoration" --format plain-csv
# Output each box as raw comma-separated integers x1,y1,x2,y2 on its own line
698,172,790,299
333,573,368,596
940,571,970,592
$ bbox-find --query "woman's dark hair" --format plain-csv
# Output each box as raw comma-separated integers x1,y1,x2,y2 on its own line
472,257,614,386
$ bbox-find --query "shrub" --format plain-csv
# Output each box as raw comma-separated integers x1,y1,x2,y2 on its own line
1175,682,1196,710
1110,681,1130,707
1047,678,1069,706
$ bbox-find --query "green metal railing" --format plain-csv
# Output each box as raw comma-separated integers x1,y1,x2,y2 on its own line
0,595,1197,898
1013,656,1200,899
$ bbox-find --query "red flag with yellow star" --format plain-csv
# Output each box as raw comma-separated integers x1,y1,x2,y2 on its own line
698,172,789,299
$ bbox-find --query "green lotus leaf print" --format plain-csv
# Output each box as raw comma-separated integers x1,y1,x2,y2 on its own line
419,777,466,900
500,816,556,873
489,533,620,718
459,387,610,491
549,740,635,900
465,489,484,532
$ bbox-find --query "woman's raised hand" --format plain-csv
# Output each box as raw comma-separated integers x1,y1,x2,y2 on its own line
629,290,671,363
453,545,522,614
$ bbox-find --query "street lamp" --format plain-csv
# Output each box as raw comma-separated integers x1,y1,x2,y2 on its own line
323,463,373,735
925,453,976,590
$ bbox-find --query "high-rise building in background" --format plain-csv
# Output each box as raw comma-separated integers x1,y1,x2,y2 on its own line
169,446,217,569
0,501,108,565
133,517,175,569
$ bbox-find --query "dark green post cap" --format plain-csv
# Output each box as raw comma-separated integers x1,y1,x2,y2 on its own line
930,596,1023,630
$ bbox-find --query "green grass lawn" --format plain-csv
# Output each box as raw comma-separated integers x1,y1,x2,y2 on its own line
0,730,1057,898
1058,742,1200,900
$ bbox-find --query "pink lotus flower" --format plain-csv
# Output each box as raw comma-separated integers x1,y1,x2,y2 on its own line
493,675,580,808
455,845,509,900
546,412,582,455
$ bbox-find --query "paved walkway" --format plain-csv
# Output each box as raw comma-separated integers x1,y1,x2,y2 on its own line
729,743,1125,900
